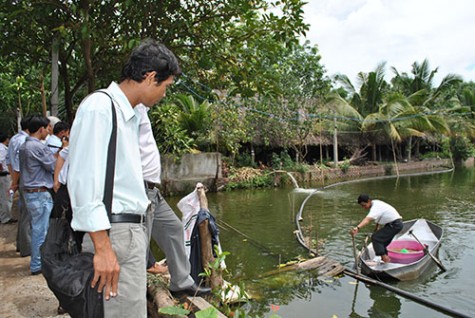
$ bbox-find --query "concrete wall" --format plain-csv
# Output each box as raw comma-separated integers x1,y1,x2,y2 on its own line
282,158,453,188
161,152,222,195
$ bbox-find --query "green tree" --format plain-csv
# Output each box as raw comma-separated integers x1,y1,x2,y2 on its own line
1,0,309,123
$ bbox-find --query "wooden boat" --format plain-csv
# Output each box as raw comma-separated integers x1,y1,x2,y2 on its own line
359,219,443,281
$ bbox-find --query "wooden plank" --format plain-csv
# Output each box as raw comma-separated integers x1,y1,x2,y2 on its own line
186,296,228,318
262,256,345,277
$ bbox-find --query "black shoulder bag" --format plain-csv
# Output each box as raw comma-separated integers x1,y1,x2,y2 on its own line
41,91,117,318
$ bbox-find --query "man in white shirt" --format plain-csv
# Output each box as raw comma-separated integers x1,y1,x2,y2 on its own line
137,104,211,297
67,39,181,318
350,194,403,263
45,121,69,155
0,132,16,224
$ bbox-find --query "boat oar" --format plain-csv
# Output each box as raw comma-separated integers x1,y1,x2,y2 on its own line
351,233,360,275
409,230,446,272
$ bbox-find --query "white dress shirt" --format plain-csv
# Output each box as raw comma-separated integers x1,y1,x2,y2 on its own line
68,82,148,232
0,143,7,172
45,134,62,154
7,130,28,172
136,104,161,184
58,147,69,185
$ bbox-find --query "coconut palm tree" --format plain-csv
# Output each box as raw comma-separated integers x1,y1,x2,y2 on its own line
391,59,462,160
333,62,390,161
361,92,448,176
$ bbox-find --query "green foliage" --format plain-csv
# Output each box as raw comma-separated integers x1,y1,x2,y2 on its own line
195,307,219,318
384,164,394,175
339,159,351,173
209,101,250,157
225,174,273,190
174,94,212,150
149,103,195,156
1,0,309,122
420,151,450,160
235,152,256,168
158,305,190,315
270,151,295,170
448,135,475,162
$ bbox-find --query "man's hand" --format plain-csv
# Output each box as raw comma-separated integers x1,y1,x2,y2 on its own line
53,180,61,193
89,230,120,300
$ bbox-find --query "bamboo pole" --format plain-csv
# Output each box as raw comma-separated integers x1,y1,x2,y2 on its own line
344,269,470,318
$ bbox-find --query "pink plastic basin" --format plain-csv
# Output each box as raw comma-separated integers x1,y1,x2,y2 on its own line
387,240,425,264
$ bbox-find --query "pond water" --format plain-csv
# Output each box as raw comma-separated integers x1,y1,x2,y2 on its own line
164,167,475,318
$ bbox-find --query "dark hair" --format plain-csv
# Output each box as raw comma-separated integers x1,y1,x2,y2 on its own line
120,39,181,84
357,194,371,204
28,115,50,134
0,132,8,143
53,121,70,135
20,115,33,131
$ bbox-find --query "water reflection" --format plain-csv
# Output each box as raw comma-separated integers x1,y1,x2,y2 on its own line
367,286,401,318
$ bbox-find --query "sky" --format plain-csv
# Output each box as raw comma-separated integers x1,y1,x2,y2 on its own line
302,0,475,86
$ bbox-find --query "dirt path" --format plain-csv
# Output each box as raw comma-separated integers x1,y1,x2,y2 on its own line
0,222,68,318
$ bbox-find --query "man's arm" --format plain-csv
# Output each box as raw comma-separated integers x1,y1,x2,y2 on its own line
350,216,373,236
53,155,65,192
68,94,114,232
89,230,120,300
8,165,19,192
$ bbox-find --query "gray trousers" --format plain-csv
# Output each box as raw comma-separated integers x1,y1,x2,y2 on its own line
82,222,148,318
16,189,31,256
145,187,195,291
0,175,12,223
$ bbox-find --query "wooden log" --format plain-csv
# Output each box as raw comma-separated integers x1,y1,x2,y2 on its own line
197,186,208,209
147,285,186,318
186,297,228,318
197,186,224,289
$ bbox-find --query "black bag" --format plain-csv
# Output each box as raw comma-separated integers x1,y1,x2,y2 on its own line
41,91,117,318
41,217,103,318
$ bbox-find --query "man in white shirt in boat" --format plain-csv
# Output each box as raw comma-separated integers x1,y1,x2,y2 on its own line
350,194,403,263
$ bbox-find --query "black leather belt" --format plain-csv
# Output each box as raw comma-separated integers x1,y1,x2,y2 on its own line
145,181,157,190
110,213,144,223
23,187,49,193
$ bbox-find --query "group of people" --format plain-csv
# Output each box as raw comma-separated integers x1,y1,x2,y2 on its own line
1,114,70,275
1,39,209,317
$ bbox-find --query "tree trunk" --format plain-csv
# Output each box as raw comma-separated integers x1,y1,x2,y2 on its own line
333,117,338,167
80,0,95,93
197,187,223,290
391,139,400,177
50,36,59,117
40,74,47,117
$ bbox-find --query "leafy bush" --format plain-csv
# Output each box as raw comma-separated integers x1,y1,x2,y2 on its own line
270,151,295,170
339,159,350,173
445,136,475,162
224,167,273,190
235,152,256,168
420,151,449,160
384,164,393,175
